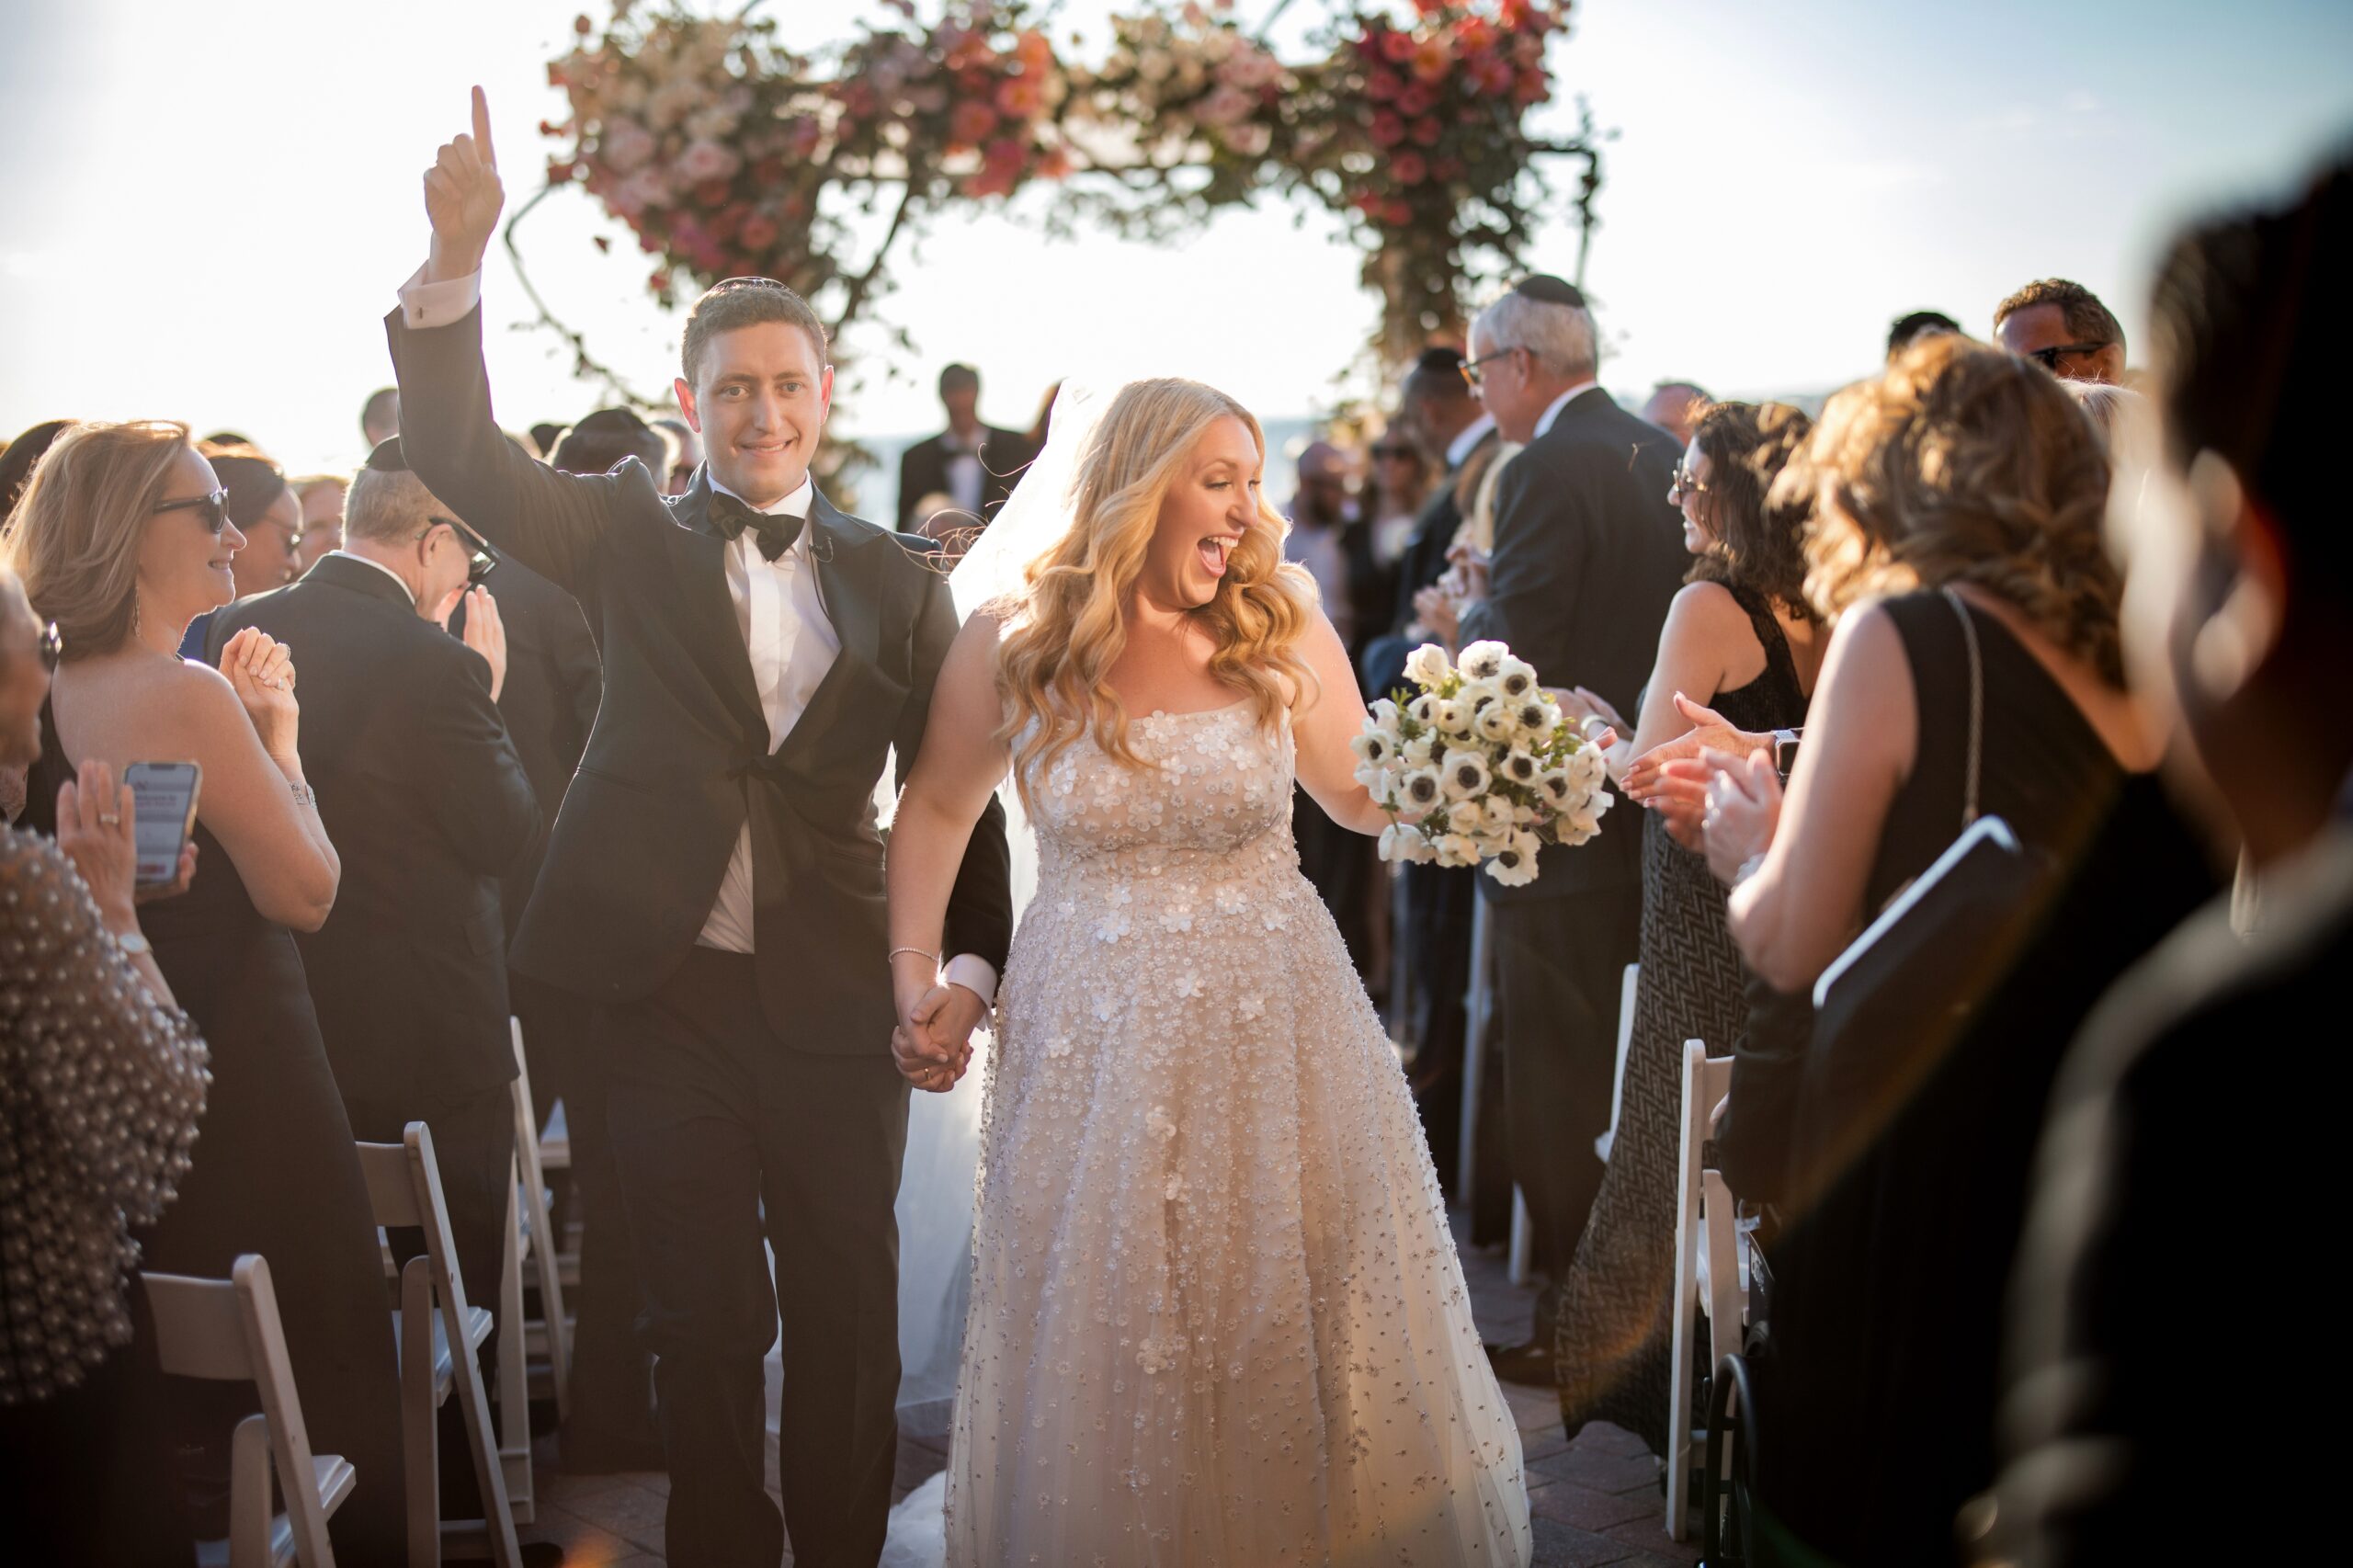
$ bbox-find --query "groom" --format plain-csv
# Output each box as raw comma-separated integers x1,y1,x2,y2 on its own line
386,93,1013,1566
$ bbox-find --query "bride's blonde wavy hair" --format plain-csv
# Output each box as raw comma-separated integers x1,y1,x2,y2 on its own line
994,378,1318,800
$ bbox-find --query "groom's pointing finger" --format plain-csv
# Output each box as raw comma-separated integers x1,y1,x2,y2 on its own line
472,85,495,168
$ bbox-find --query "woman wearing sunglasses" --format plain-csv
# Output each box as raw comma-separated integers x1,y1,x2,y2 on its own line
4,423,412,1562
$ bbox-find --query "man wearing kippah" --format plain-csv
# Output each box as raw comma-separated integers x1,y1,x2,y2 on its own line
1456,276,1688,1384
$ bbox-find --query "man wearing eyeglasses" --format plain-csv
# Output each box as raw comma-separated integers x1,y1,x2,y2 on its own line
205,437,542,1526
1453,275,1689,1387
1994,277,2128,384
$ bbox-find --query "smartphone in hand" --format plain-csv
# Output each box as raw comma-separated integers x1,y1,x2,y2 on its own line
124,762,200,889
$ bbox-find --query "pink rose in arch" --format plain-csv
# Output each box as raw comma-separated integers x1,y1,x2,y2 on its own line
600,118,656,174
949,98,999,148
1391,150,1428,187
674,138,742,184
739,213,780,251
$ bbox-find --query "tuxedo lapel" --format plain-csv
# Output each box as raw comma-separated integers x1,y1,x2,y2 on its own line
663,471,767,735
778,491,886,762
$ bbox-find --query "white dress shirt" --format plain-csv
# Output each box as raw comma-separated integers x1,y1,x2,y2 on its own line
941,430,985,516
393,266,998,1004
1532,380,1600,441
1446,412,1497,472
326,549,418,606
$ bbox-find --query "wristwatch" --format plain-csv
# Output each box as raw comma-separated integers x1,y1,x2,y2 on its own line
1771,728,1802,785
111,927,153,958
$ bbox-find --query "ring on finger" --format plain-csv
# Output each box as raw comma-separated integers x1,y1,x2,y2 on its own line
98,812,121,826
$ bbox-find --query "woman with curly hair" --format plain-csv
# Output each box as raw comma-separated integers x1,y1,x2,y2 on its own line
1545,401,1822,1456
886,378,1531,1566
1700,335,2215,1563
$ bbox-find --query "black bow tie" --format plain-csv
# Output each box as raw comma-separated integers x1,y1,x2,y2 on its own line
710,490,805,562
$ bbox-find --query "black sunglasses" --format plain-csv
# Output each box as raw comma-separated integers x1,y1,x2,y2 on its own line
420,516,500,585
1668,464,1711,503
153,487,232,534
2027,341,2111,369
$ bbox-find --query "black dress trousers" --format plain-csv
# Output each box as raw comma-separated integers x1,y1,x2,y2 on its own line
607,945,909,1568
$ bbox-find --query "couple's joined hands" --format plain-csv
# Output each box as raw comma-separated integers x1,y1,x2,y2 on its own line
893,977,987,1095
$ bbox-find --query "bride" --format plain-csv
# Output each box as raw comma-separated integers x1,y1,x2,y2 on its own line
884,377,1531,1566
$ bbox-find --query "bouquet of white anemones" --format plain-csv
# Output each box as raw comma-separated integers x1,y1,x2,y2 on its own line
1351,640,1611,886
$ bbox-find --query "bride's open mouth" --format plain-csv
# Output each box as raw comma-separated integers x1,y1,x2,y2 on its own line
1197,532,1241,576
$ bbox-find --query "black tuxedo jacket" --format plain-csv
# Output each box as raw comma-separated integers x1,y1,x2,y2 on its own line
1460,389,1688,901
386,305,1014,1052
450,558,603,942
896,426,1030,532
208,554,540,1100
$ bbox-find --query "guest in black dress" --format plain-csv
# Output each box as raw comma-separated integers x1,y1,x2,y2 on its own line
1550,403,1824,1450
6,421,409,1565
0,568,209,1564
1694,338,2213,1563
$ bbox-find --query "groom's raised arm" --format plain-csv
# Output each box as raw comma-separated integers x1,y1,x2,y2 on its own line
384,87,621,600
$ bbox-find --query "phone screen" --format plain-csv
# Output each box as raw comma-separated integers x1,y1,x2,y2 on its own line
125,762,201,888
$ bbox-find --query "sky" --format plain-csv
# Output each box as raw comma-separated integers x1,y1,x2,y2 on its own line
1,0,2347,486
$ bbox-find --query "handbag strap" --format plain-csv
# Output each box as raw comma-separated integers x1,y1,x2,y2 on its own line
1941,586,1984,827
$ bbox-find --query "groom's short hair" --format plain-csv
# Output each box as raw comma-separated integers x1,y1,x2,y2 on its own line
682,278,830,388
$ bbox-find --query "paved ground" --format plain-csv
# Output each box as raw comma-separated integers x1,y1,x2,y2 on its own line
518,1216,1699,1565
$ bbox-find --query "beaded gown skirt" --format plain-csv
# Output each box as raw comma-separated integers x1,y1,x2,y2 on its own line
946,702,1530,1567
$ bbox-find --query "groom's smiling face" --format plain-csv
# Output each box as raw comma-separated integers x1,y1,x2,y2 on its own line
676,321,834,509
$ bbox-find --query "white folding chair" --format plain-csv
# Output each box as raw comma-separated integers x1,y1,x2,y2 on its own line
143,1255,356,1568
1665,1040,1741,1541
1594,961,1642,1163
355,1122,523,1568
508,1018,573,1424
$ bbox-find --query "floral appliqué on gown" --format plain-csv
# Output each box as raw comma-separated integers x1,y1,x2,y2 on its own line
945,699,1531,1566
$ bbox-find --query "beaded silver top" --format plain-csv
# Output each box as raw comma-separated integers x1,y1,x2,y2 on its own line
0,826,209,1404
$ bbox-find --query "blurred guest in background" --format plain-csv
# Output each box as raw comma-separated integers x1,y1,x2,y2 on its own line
360,385,401,448
1547,401,1821,1449
897,362,1028,533
1286,437,1385,973
1364,426,1431,572
1995,277,2126,383
1455,275,1687,1384
652,414,700,494
1887,308,1962,358
1355,347,1499,1196
1990,153,2350,1568
0,567,208,1565
528,420,568,460
6,421,407,1563
290,473,348,574
552,406,670,478
0,419,71,520
1640,380,1711,446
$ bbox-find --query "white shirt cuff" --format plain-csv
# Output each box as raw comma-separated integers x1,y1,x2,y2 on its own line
942,953,999,1007
398,263,482,329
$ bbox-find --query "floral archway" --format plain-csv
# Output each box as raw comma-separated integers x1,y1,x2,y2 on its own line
518,0,1601,416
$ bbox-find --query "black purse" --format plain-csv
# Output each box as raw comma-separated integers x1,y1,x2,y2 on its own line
1790,590,2054,1207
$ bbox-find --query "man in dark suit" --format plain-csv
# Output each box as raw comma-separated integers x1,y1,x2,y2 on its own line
1358,347,1498,1199
1456,276,1688,1382
894,362,1029,537
391,94,1012,1568
1989,155,2349,1568
207,443,543,1512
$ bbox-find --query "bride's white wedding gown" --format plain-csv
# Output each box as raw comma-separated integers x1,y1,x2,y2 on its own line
931,698,1530,1566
